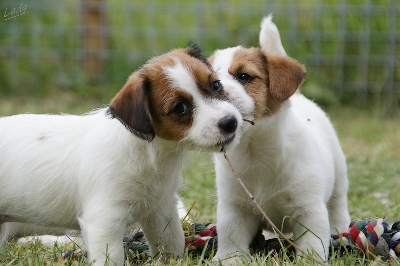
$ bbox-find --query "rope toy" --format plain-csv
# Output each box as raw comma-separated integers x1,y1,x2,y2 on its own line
62,218,400,262
330,218,400,260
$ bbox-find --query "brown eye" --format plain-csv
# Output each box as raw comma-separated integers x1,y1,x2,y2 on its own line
173,102,190,115
211,80,222,93
238,73,253,83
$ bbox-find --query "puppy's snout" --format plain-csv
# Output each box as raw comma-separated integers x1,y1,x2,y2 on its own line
218,115,238,134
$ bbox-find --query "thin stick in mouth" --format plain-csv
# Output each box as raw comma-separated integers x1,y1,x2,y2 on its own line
243,118,255,125
220,145,226,153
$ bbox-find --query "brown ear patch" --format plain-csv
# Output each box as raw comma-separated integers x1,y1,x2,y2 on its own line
107,73,155,142
265,53,306,102
228,47,306,118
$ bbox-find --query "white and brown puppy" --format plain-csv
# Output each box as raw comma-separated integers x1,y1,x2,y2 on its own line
0,45,243,265
210,16,350,262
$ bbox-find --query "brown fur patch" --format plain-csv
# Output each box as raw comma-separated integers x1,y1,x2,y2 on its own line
228,48,271,118
181,49,224,100
143,65,194,141
229,47,306,118
108,72,154,141
265,53,306,102
109,48,222,141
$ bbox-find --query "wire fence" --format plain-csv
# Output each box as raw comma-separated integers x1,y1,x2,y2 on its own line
0,0,399,111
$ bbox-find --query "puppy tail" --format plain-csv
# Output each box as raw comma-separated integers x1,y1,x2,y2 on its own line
260,14,303,94
259,14,287,56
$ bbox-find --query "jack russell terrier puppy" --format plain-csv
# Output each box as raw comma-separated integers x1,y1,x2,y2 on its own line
0,44,243,265
210,15,351,263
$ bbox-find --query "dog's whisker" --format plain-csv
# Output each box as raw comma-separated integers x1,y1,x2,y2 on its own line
251,100,274,116
266,107,273,116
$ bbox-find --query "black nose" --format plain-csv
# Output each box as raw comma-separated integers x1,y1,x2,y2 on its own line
218,115,238,134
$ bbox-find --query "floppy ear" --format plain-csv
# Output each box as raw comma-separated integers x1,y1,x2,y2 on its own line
265,53,306,102
107,73,155,142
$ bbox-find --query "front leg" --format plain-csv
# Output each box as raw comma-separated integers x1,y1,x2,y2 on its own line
79,212,127,266
139,196,184,258
289,202,330,261
213,203,260,264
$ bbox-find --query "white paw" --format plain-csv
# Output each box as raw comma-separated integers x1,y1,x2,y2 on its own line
213,252,250,265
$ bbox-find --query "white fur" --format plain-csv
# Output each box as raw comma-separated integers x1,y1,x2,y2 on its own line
18,234,84,248
212,47,255,125
0,54,243,265
164,61,199,95
185,100,243,149
212,16,350,263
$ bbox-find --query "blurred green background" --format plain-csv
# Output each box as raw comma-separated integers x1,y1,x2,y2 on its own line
0,0,399,113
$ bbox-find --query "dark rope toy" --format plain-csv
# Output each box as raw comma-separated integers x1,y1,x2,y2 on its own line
62,218,400,262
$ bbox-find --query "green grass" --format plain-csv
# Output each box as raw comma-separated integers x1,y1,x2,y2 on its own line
330,107,400,223
0,94,399,265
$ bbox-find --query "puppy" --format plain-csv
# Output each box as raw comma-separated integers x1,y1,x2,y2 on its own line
0,44,243,265
210,15,351,262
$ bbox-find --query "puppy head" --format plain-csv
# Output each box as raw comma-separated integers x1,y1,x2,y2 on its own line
209,46,306,120
108,44,242,150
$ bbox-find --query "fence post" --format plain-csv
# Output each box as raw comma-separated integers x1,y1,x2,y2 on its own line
80,0,107,83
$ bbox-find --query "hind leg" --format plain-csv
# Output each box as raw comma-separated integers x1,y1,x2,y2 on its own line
1,222,27,247
328,192,351,233
328,164,351,233
0,222,68,248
